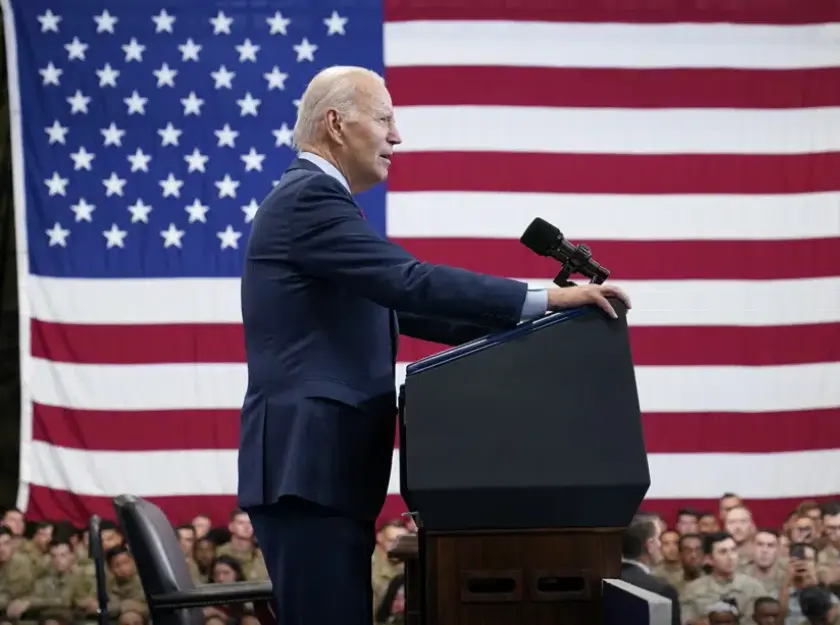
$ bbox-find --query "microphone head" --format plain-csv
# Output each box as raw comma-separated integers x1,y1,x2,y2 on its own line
520,217,560,256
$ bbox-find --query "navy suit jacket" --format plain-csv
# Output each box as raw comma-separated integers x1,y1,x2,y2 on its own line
620,562,681,625
237,157,530,520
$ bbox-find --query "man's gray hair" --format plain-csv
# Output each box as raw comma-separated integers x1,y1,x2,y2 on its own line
293,66,384,151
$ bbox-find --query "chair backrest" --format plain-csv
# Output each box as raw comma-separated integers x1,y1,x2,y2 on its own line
87,515,111,625
112,494,203,625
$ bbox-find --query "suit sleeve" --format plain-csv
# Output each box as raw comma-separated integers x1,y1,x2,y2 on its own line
396,311,514,346
285,176,528,324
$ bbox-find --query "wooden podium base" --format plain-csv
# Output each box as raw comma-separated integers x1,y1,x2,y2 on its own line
394,527,622,625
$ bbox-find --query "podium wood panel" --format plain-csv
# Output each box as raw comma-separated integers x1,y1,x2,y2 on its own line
419,528,622,625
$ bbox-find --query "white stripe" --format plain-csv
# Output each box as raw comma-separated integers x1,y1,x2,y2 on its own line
384,21,840,70
25,442,840,501
394,105,840,155
26,275,840,327
30,358,840,413
386,192,840,241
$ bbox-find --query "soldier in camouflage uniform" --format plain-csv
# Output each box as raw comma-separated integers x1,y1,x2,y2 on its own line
0,526,35,620
17,523,53,581
653,530,685,589
819,502,840,586
680,531,765,624
215,510,268,581
743,529,786,597
373,521,409,624
3,538,90,623
102,544,148,625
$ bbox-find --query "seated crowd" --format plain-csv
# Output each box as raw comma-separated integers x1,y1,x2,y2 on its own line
0,494,838,625
629,494,840,625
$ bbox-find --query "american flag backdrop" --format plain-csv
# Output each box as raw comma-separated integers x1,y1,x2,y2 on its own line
3,0,840,529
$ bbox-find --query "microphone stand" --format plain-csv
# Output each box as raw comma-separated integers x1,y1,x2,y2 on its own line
552,243,608,288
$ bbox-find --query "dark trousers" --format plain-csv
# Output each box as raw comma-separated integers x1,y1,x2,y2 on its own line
247,496,375,625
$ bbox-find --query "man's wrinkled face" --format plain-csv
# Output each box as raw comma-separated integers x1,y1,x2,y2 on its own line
753,531,778,568
337,79,401,192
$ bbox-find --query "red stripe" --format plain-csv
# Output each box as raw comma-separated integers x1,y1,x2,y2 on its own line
23,486,834,534
24,486,409,530
388,152,840,195
31,403,840,455
394,238,840,281
383,0,840,24
389,67,840,109
399,324,840,367
30,321,840,367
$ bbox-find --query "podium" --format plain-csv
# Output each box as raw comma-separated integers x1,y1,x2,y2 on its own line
398,299,650,625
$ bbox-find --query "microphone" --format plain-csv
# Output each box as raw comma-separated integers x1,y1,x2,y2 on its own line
519,217,610,287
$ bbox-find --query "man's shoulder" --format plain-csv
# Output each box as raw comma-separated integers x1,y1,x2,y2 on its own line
733,572,766,593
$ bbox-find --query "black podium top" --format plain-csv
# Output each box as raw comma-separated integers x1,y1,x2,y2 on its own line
399,299,650,531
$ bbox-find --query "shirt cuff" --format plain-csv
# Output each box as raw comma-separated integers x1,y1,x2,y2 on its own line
519,288,548,321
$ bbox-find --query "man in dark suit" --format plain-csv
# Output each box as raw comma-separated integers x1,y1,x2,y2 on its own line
621,514,682,625
238,65,632,625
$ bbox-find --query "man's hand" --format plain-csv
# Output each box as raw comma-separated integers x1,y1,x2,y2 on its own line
547,283,631,319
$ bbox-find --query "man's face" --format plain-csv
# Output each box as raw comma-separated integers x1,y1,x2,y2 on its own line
753,531,779,568
698,515,720,534
192,515,211,539
338,78,401,192
791,517,816,544
680,536,704,571
0,533,13,562
1,510,24,536
754,602,780,625
646,530,663,565
177,528,195,556
50,544,74,573
229,513,253,541
101,528,123,551
822,513,840,548
109,552,136,580
676,514,698,535
661,531,679,562
724,507,753,544
33,525,53,550
719,496,741,521
378,525,409,557
708,538,739,575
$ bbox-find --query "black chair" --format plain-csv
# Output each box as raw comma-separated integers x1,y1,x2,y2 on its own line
112,494,275,625
88,514,111,625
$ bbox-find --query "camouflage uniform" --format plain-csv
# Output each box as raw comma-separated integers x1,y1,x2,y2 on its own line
215,543,268,581
742,561,786,597
0,552,36,614
23,568,90,621
679,573,766,623
652,562,685,590
819,545,840,585
18,541,49,581
106,573,149,619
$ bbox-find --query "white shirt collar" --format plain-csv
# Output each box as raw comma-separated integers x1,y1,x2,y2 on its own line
298,151,350,192
621,558,652,575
